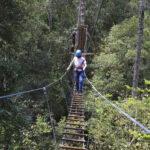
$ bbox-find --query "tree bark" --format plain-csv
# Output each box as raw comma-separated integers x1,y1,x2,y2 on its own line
132,0,144,97
45,0,52,31
75,0,82,50
3,42,9,92
46,8,52,31
91,0,104,37
80,0,86,25
76,0,86,50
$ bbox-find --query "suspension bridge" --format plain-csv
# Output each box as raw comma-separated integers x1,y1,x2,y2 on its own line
1,0,150,150
0,69,150,150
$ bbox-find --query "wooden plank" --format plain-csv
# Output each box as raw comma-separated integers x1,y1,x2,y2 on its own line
62,138,86,143
67,118,84,122
60,145,87,150
69,109,84,111
66,122,85,126
71,104,84,106
71,106,84,108
69,112,84,115
65,127,85,131
68,115,85,118
63,132,86,136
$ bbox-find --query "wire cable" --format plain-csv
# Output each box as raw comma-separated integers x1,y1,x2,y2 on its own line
85,73,150,134
45,71,68,88
0,71,68,99
0,88,43,99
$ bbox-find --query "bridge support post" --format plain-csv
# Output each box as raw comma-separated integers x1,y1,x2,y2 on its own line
43,87,58,150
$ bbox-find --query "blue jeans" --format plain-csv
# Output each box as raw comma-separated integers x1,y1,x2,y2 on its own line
74,71,84,93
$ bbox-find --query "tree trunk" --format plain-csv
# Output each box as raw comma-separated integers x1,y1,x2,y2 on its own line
91,0,104,37
75,0,86,50
46,8,52,31
132,0,144,97
45,0,52,31
80,0,86,25
3,42,9,92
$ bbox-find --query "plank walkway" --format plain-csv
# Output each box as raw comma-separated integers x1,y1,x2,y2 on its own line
60,93,87,150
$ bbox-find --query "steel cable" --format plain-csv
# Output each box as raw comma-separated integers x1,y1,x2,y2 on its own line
0,71,68,99
85,73,150,134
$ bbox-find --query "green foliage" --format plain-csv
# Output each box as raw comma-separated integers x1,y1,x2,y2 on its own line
0,0,74,149
92,14,150,98
86,86,150,149
1,0,150,149
21,115,52,149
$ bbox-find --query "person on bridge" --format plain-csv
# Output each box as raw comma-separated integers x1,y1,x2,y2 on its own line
67,49,87,95
71,28,77,52
72,27,77,46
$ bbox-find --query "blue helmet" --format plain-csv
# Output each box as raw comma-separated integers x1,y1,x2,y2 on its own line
74,27,77,31
76,49,82,56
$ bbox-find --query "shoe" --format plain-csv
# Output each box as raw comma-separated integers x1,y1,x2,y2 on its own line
79,93,82,96
75,91,79,95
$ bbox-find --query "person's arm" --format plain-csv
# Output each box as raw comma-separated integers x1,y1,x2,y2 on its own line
67,58,74,71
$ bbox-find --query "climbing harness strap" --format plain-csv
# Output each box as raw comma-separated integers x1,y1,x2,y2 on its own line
75,60,85,71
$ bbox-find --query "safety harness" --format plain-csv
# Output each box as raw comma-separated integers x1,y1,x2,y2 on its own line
75,59,85,71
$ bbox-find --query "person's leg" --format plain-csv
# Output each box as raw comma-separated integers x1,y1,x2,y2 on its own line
73,39,75,46
79,71,84,93
74,71,79,93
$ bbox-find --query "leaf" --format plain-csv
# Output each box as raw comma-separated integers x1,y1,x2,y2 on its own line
125,85,132,90
144,79,150,85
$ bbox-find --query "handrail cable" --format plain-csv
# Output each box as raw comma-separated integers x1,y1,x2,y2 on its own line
46,71,68,88
0,71,68,99
85,73,150,134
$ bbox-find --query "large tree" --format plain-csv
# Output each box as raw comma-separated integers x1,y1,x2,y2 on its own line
132,0,145,97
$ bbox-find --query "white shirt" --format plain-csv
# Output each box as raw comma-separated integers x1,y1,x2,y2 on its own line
72,56,86,71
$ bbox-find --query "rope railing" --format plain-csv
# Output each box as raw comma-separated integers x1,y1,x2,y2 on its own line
85,73,150,134
0,70,69,150
0,71,68,99
43,87,58,150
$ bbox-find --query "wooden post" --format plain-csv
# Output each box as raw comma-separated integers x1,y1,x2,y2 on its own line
78,25,88,53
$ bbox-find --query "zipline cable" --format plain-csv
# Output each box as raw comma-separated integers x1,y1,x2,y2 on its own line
85,73,150,134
